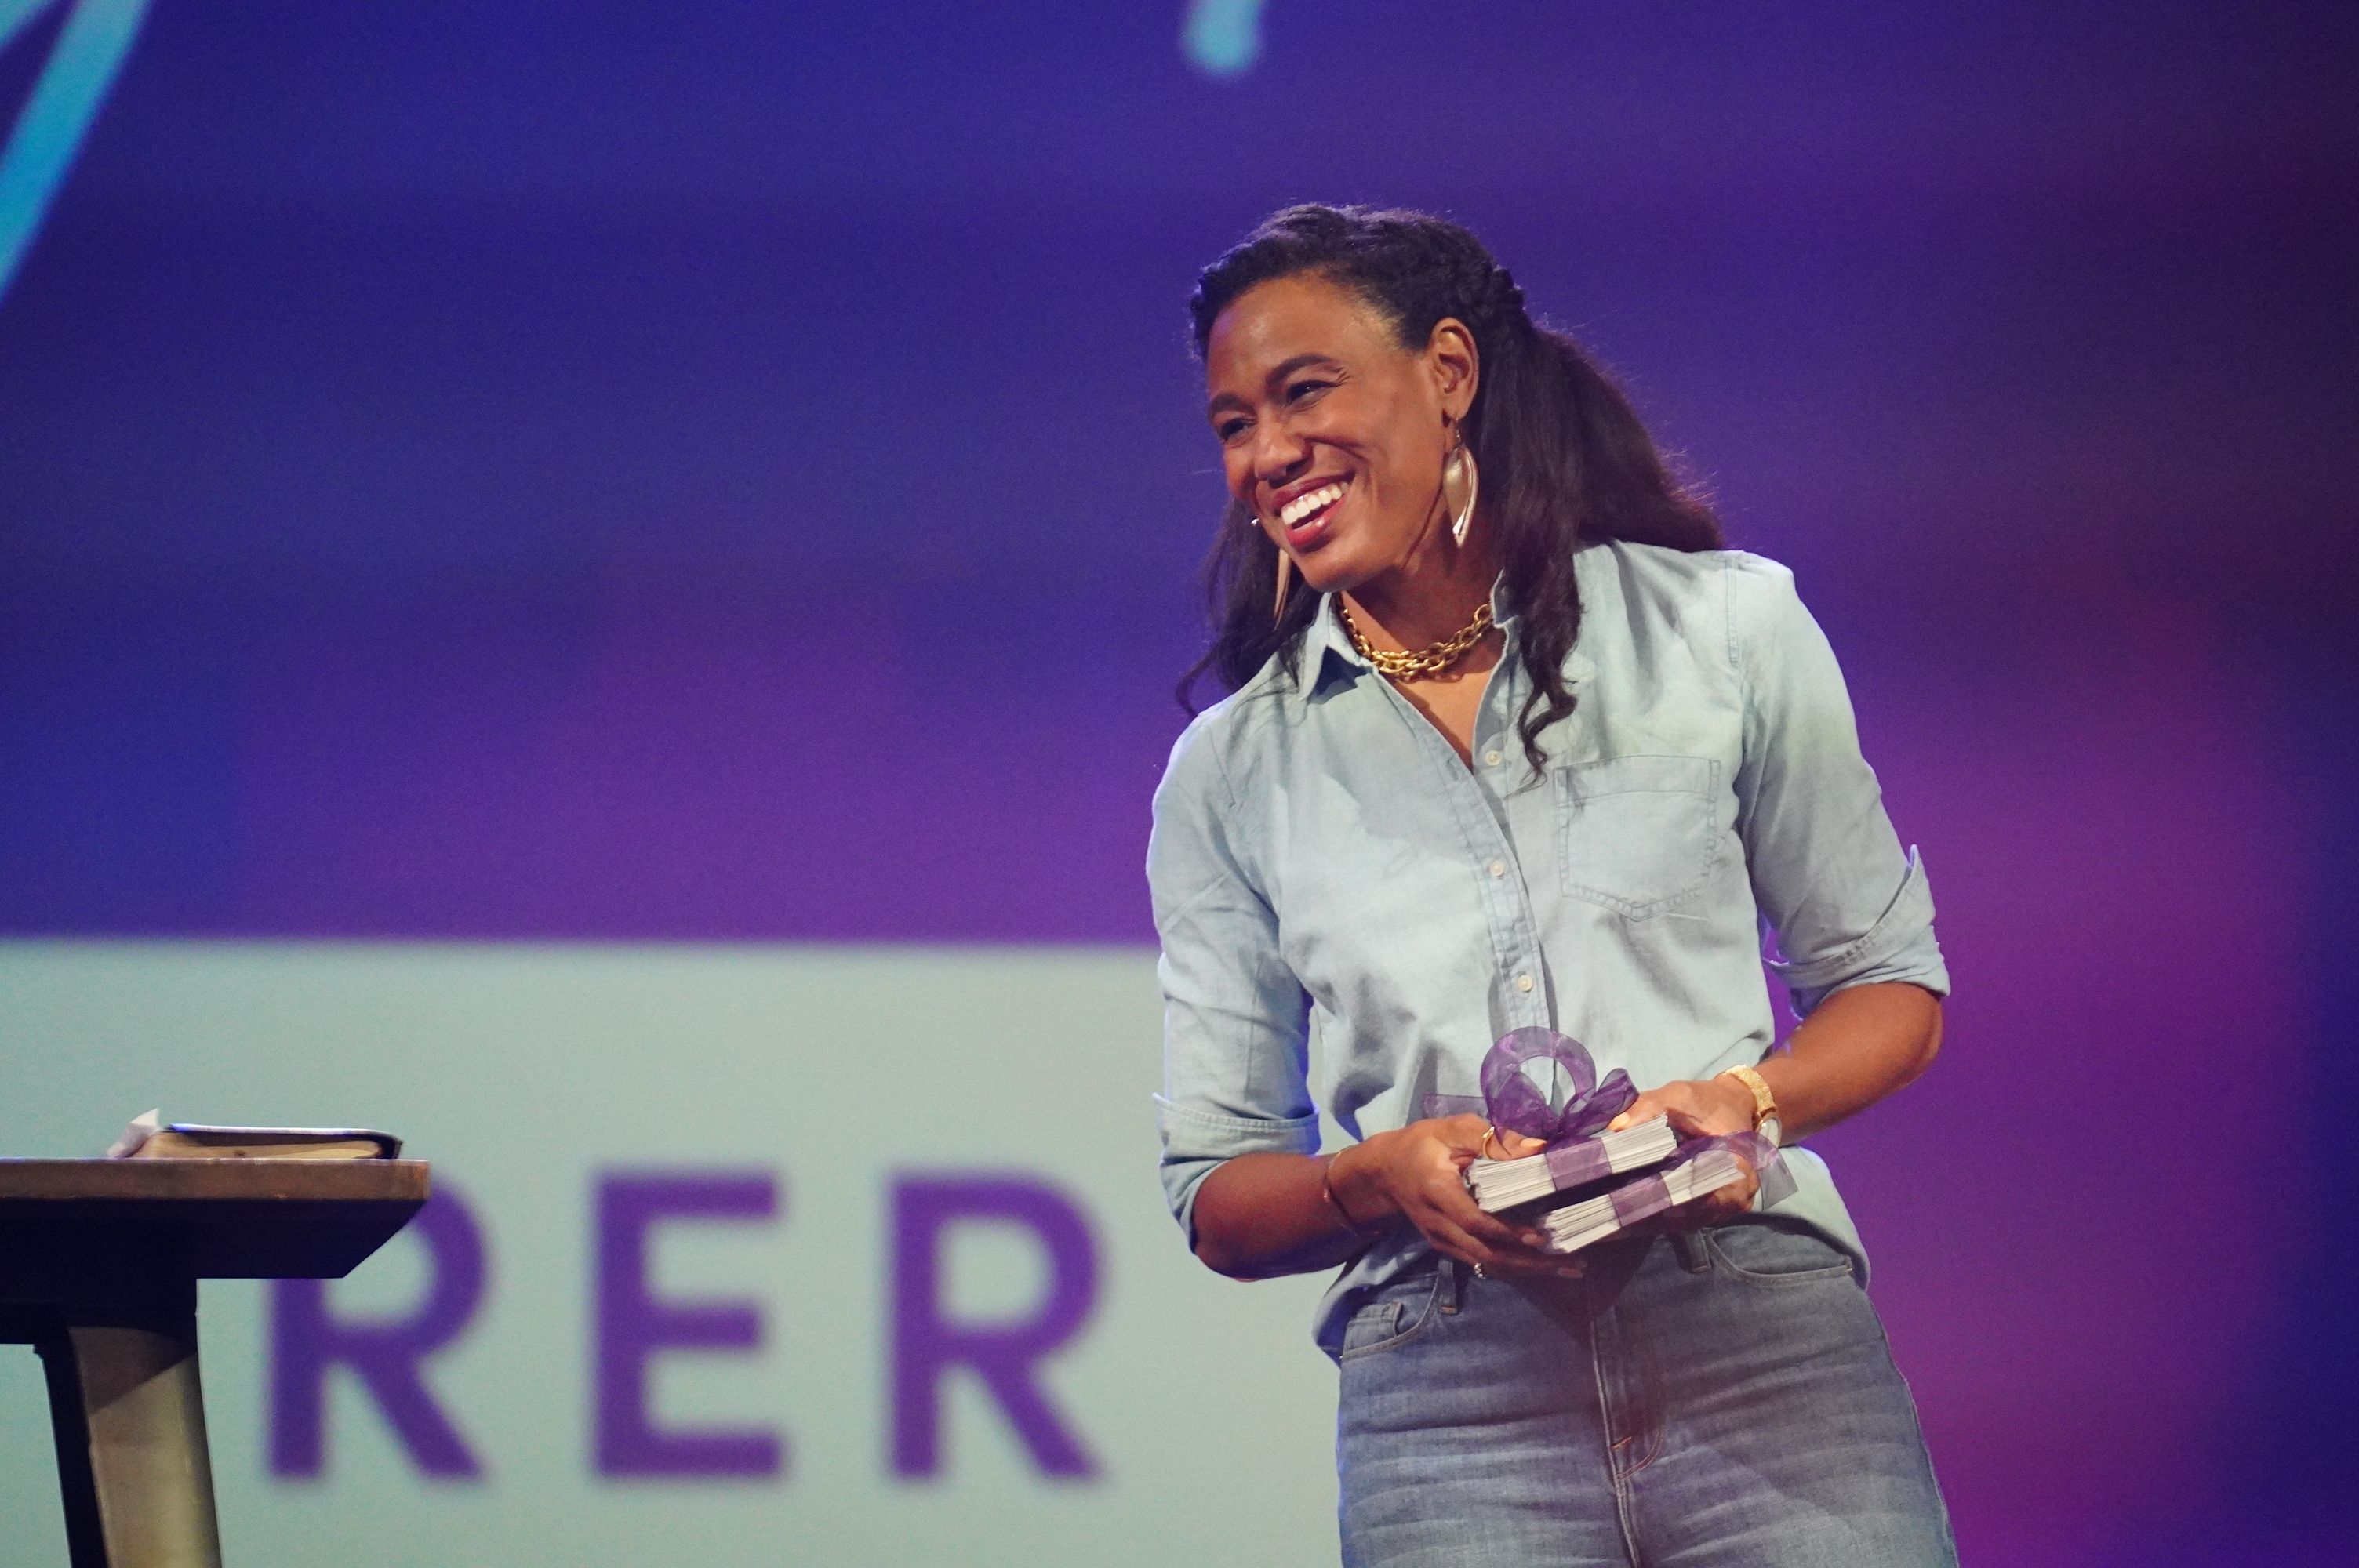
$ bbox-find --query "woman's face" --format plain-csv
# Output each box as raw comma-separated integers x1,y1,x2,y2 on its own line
1204,273,1475,595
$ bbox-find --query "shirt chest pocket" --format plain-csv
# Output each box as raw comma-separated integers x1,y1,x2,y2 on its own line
1558,754,1721,920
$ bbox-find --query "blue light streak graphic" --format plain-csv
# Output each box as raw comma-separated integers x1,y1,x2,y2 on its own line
1183,0,1265,78
0,0,147,304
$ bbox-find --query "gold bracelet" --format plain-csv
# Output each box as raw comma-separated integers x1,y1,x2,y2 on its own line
1321,1156,1390,1239
1719,1063,1782,1144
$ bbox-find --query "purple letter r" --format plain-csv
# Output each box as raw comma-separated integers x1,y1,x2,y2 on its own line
891,1174,1099,1479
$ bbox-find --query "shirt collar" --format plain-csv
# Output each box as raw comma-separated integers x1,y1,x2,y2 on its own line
1295,573,1526,706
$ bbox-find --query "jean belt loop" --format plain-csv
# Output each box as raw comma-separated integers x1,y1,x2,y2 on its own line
1670,1230,1710,1274
1438,1256,1465,1315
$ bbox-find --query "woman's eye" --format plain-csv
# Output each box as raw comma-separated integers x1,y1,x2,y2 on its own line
1216,418,1249,443
1286,379,1331,404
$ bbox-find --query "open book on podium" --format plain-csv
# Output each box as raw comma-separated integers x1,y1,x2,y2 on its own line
107,1109,402,1161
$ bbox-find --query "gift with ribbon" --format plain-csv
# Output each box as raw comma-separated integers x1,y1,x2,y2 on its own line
1429,1028,1794,1227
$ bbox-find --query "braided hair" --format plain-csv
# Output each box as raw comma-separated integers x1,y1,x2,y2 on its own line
1181,204,1722,770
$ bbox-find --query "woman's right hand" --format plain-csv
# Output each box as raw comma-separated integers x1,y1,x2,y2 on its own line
1329,1115,1582,1279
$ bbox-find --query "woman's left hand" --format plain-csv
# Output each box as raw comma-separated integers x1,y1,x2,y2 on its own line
1605,1076,1761,1230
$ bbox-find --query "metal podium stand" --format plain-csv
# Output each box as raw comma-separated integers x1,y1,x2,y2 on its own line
0,1158,430,1567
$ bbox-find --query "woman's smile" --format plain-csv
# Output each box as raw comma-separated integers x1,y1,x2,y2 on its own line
1274,474,1353,549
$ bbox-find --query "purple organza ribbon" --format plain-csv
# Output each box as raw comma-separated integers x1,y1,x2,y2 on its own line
1422,1025,1640,1142
1611,1131,1797,1221
1427,1028,1797,1210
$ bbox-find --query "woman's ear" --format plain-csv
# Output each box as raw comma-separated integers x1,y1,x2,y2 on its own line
1427,316,1481,423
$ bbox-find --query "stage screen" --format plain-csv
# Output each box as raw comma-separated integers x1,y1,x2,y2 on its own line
2,3,2352,1564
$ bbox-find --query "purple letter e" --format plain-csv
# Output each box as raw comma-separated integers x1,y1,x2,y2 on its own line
593,1171,783,1478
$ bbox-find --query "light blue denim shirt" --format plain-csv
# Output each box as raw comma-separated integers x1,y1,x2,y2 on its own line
1148,539,1948,1343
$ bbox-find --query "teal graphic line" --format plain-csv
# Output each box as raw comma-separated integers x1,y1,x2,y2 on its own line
1183,0,1265,77
0,0,147,303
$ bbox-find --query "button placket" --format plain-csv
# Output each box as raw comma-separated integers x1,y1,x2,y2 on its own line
1358,641,1554,1033
1474,658,1550,1026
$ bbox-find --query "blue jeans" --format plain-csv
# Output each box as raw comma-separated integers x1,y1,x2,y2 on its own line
1329,1220,1957,1567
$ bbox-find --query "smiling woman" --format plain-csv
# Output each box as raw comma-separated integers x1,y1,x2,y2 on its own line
1182,205,1722,770
1150,205,1957,1567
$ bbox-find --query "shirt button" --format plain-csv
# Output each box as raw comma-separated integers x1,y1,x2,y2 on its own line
1515,974,1535,993
1483,749,1503,767
1488,859,1507,878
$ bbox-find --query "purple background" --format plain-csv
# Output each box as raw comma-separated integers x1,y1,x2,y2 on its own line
4,2,2355,1560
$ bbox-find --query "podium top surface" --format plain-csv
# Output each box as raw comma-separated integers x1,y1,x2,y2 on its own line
0,1158,430,1287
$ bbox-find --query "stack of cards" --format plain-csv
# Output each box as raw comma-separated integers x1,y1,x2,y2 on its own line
1537,1143,1748,1255
1464,1115,1678,1212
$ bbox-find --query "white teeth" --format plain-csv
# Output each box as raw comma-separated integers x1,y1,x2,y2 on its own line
1279,481,1346,528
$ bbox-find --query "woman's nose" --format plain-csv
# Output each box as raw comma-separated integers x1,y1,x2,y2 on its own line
1249,423,1310,488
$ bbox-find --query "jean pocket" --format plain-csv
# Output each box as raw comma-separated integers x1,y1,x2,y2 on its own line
1558,754,1719,919
1332,1270,1446,1363
1703,1221,1861,1287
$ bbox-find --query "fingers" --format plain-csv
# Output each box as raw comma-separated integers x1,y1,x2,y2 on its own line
1663,1105,1714,1139
1434,1114,1492,1164
1398,1133,1581,1277
1418,1171,1548,1255
1459,1203,1549,1257
1450,1226,1583,1279
1710,1155,1760,1217
1610,1084,1704,1134
1409,1200,1540,1270
1609,1079,1754,1138
1605,1090,1666,1134
1451,1201,1583,1279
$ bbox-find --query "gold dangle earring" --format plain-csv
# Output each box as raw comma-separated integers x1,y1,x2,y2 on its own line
1248,504,1294,626
1441,423,1480,549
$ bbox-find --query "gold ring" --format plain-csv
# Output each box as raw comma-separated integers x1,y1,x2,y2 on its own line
1481,1123,1505,1159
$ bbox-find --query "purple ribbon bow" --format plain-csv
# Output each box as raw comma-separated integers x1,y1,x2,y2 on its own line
1478,1026,1639,1143
1427,1028,1797,1210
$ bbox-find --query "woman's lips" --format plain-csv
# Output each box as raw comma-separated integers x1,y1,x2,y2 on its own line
1278,478,1349,548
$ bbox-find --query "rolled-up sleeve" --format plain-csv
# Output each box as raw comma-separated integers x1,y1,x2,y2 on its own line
1147,715,1319,1246
1726,557,1951,1019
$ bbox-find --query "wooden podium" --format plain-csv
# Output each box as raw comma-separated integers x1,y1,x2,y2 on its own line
0,1158,429,1568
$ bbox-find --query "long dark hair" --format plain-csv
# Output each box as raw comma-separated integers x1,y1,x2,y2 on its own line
1180,204,1722,768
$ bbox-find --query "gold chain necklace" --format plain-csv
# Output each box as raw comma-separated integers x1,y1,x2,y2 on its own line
1338,599,1496,681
